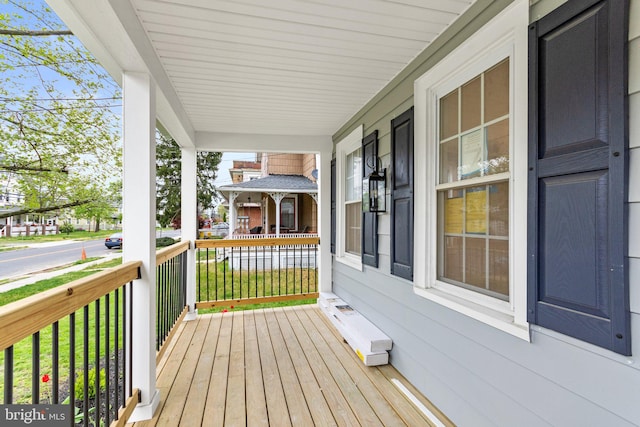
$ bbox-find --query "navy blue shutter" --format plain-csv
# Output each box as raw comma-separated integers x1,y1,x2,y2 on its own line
362,131,378,267
528,0,630,355
330,158,336,254
390,107,414,280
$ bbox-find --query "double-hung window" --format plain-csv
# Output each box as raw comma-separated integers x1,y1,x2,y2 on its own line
414,0,528,339
335,125,364,269
437,59,510,300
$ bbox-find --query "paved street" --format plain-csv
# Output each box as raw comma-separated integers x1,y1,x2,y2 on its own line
0,230,181,282
0,238,117,280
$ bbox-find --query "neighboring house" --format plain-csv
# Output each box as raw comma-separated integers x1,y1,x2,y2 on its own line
218,153,318,236
49,0,639,425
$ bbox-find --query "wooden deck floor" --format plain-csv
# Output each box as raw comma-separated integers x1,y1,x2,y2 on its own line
129,304,452,427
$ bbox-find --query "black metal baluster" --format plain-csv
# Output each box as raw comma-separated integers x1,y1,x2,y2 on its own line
206,248,211,302
32,332,40,404
83,305,89,427
105,293,111,426
286,246,290,295
128,282,133,398
114,289,120,415
69,313,75,427
230,247,234,300
95,299,100,427
53,321,59,403
156,264,161,351
4,346,13,404
122,285,127,409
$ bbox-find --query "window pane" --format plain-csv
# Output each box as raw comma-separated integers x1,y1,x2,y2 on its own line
443,236,463,282
281,198,295,229
461,77,481,132
440,89,458,140
345,148,362,201
346,202,361,255
465,237,486,288
439,139,459,184
460,129,483,179
465,186,487,234
441,190,463,234
489,182,509,236
489,239,509,296
484,59,509,122
487,119,509,175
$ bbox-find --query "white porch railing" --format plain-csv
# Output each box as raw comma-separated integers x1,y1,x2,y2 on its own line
228,233,317,240
0,224,59,237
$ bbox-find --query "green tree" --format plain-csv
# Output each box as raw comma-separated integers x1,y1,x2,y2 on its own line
73,181,121,232
156,133,222,228
0,0,121,220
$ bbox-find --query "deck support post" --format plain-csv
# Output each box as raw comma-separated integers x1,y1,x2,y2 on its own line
122,71,160,422
181,146,198,320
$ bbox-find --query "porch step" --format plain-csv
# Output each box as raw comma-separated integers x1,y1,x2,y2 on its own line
318,292,392,366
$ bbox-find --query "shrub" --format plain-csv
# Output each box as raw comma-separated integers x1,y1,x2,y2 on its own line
156,237,176,248
74,367,106,401
60,223,75,235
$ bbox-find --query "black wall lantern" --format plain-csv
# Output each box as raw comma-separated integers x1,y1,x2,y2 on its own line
363,165,386,213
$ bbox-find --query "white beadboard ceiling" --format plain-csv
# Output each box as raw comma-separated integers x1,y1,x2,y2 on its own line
50,0,474,141
131,0,473,136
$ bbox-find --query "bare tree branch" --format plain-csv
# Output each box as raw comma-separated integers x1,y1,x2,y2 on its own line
0,199,92,219
0,29,73,36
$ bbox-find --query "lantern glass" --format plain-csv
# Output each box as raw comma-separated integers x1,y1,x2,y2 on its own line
365,169,386,213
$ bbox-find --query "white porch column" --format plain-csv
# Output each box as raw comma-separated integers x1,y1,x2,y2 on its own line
181,146,197,320
318,148,332,293
122,72,160,421
268,192,286,237
229,191,238,235
263,195,269,234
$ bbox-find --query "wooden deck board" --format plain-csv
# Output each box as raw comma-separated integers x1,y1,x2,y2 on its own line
202,313,232,426
129,305,451,427
254,309,292,427
243,311,269,427
180,314,222,427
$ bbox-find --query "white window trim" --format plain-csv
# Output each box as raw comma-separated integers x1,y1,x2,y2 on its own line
414,0,529,340
335,125,364,271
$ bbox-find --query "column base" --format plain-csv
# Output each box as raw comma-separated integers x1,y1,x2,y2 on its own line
128,388,160,422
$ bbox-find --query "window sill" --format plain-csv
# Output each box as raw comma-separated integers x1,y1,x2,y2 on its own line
334,253,363,272
413,286,530,341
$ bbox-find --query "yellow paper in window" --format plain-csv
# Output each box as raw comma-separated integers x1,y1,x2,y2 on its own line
466,189,487,233
445,196,463,234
